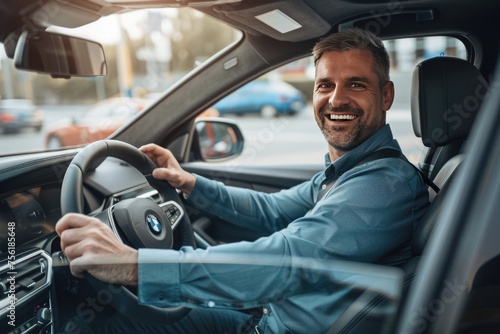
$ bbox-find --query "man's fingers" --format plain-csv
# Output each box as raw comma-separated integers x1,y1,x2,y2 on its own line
140,144,170,160
140,144,177,168
68,254,115,279
68,250,139,285
57,214,115,258
152,167,173,179
55,213,98,236
55,212,139,286
152,167,183,188
139,143,160,153
58,228,80,252
57,214,101,251
62,233,93,259
67,256,86,279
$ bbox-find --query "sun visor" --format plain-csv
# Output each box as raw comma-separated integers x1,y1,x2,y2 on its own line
29,1,101,28
220,0,331,42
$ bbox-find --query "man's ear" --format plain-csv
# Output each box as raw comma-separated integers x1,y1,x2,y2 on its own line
382,81,395,112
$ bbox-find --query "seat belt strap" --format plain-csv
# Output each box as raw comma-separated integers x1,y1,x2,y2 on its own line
317,148,440,202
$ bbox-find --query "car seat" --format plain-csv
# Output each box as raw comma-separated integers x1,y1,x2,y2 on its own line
326,56,490,333
411,56,487,200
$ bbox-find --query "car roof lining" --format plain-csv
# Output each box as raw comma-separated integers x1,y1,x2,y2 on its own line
1,0,499,65
0,0,495,40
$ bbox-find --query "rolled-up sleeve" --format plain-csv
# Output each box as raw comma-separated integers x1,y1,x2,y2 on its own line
187,173,319,233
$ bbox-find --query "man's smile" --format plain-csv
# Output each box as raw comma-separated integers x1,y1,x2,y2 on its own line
328,114,359,121
320,104,364,126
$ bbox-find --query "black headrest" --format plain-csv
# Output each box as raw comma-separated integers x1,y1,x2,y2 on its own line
411,57,488,147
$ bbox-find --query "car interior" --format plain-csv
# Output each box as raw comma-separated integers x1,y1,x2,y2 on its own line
1,0,500,333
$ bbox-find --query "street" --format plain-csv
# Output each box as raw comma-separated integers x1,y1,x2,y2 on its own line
0,104,423,165
0,105,87,155
229,105,423,166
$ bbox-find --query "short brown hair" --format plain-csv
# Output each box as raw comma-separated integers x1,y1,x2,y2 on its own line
313,29,390,86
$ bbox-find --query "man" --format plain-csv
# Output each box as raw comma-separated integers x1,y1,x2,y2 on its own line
56,29,430,333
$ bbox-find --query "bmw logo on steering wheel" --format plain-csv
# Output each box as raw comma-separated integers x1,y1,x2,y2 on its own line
146,213,162,235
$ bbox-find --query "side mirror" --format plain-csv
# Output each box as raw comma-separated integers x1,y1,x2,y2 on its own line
13,30,107,78
193,119,244,162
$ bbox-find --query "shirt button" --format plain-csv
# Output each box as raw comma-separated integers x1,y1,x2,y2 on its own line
321,184,327,190
263,308,269,315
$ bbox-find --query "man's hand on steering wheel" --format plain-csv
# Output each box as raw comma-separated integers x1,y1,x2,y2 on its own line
56,140,195,324
140,144,196,196
56,213,138,286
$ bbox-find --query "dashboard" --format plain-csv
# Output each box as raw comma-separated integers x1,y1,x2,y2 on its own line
0,150,156,333
0,186,60,253
0,152,151,252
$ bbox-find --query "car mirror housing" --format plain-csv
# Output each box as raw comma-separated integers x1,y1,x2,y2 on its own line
193,118,244,162
13,30,107,79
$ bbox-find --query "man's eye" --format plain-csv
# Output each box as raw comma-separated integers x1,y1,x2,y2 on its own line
317,83,333,89
350,83,366,89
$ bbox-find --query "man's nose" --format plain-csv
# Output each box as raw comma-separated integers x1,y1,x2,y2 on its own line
328,86,350,108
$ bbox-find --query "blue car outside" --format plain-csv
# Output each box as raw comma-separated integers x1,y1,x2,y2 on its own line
212,80,306,117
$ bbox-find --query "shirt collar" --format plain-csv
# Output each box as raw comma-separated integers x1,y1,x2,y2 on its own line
323,124,400,179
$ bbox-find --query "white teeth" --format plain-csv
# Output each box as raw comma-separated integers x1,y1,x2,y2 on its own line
329,114,357,120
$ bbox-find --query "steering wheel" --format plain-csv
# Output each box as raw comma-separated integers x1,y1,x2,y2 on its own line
60,140,195,324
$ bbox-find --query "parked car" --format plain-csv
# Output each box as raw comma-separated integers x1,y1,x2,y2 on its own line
0,99,43,134
1,1,500,334
212,79,306,117
44,97,147,149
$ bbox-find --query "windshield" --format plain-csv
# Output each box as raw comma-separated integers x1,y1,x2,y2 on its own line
0,8,238,155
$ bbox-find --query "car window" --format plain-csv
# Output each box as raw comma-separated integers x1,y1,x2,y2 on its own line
211,36,467,166
0,8,238,155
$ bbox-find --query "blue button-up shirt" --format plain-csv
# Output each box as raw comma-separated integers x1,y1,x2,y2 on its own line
138,124,430,333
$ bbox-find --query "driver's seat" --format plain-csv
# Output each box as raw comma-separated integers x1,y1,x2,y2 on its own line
327,56,488,333
412,56,485,200
409,56,486,248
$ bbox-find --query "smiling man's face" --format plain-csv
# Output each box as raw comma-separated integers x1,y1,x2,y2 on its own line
313,48,394,161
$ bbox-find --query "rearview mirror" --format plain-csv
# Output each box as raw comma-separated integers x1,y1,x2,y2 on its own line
193,119,244,162
13,30,107,78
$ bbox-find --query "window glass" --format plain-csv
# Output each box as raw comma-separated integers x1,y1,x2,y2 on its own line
216,36,467,166
0,8,239,154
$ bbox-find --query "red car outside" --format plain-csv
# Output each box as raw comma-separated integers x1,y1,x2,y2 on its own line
44,97,148,149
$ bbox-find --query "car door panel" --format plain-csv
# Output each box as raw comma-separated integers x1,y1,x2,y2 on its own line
183,163,321,191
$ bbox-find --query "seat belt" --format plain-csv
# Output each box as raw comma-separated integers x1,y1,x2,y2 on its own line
317,148,440,202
